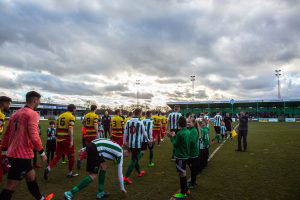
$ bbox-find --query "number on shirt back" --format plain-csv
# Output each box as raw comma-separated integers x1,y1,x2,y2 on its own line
86,118,91,125
60,117,66,126
129,124,136,135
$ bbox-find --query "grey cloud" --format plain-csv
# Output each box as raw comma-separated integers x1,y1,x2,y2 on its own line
240,76,275,90
102,84,128,92
120,92,154,100
157,77,188,84
18,72,102,96
167,89,208,100
0,76,21,89
7,72,126,96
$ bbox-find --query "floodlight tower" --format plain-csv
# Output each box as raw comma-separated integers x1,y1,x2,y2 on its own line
136,79,140,107
275,69,282,99
190,75,195,101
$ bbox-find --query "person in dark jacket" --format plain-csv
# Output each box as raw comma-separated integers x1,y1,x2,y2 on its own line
236,112,248,152
101,111,111,138
223,113,233,139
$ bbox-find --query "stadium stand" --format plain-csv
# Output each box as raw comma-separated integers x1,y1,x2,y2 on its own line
167,99,300,120
7,101,87,120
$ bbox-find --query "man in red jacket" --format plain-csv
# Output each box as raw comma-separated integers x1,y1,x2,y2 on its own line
0,91,52,200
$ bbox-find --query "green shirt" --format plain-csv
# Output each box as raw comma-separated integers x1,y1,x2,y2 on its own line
201,127,210,148
171,127,190,160
188,127,199,158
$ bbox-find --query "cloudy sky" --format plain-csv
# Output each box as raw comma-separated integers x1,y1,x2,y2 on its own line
0,0,300,107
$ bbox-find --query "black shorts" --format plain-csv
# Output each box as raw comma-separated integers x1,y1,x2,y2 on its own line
175,159,187,173
130,148,141,161
226,126,232,132
8,158,33,181
141,142,154,151
86,142,105,174
188,157,199,169
214,126,221,134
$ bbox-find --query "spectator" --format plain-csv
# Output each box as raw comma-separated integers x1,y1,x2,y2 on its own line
236,111,249,152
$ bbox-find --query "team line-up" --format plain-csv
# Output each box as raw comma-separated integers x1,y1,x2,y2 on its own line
0,91,248,199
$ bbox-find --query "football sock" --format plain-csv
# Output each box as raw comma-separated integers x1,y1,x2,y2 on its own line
68,154,75,172
26,179,43,200
215,135,220,142
135,161,141,173
0,189,14,200
191,167,197,185
137,152,144,160
70,176,93,195
149,150,153,163
125,160,136,178
98,170,106,193
180,176,188,194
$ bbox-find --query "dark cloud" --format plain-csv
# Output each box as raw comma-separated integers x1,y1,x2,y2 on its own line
18,72,103,96
1,72,126,97
240,76,275,90
0,75,21,89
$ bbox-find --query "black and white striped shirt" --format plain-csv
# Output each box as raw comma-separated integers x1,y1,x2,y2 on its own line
142,118,153,142
214,114,222,126
88,138,125,191
167,112,182,130
124,118,149,148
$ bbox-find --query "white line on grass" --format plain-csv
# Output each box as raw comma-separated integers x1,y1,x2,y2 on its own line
208,135,230,162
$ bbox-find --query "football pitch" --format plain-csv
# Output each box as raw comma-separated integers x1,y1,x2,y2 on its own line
1,122,300,200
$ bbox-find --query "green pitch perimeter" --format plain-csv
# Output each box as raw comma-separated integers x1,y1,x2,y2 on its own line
1,122,300,200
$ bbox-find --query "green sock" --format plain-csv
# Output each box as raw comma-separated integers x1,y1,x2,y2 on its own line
215,135,219,142
138,152,144,160
135,161,141,173
98,170,106,193
149,150,153,163
125,160,136,178
70,176,93,195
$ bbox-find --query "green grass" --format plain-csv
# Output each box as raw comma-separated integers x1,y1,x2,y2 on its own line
1,122,300,200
